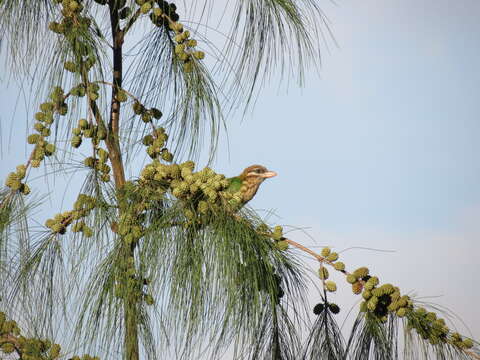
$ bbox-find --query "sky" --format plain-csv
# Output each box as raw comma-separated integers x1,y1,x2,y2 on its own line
1,0,479,356
211,0,480,345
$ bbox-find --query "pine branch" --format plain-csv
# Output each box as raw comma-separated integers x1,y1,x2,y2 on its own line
107,0,126,189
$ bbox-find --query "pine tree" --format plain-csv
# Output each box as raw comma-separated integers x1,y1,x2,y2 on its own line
0,1,478,359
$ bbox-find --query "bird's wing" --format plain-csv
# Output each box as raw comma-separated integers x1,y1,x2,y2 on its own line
226,177,243,193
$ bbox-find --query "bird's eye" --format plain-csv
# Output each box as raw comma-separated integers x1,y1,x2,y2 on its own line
254,168,264,174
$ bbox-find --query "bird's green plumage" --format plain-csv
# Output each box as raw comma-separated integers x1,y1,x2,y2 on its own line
226,176,243,193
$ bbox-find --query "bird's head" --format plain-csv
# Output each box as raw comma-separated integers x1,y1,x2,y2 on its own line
239,165,277,184
231,165,277,204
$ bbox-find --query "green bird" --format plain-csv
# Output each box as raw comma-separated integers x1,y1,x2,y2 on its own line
226,165,277,205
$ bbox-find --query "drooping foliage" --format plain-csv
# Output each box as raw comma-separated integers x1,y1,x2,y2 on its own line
0,1,478,360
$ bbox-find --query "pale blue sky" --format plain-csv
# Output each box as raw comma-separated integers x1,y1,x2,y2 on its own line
214,0,480,341
1,0,479,354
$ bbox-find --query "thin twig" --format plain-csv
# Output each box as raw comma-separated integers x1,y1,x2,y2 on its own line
465,350,480,360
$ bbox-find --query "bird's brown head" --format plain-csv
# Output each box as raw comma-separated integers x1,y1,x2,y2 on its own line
238,165,277,203
240,165,277,182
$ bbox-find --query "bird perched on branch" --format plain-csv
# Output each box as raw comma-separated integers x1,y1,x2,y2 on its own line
226,165,277,205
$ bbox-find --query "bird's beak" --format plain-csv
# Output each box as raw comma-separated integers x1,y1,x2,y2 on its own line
262,171,277,178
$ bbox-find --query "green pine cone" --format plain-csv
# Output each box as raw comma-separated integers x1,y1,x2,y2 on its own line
325,280,337,292
151,108,162,119
372,288,384,297
34,122,45,132
50,343,61,358
10,180,22,191
71,135,82,148
145,294,155,305
16,165,27,179
177,52,189,61
140,2,152,14
197,201,208,214
83,128,94,138
396,307,407,317
346,274,357,284
318,266,329,280
366,276,379,287
463,338,474,349
352,282,363,294
57,103,68,116
64,61,78,72
116,90,128,102
193,51,205,60
353,267,369,278
100,164,110,174
98,148,108,161
362,290,372,300
1,343,15,354
72,221,84,232
382,284,395,295
175,44,185,54
51,222,64,233
5,172,18,187
83,157,95,168
97,127,107,140
51,86,64,98
367,297,378,311
40,102,55,112
48,22,62,34
68,1,80,12
275,240,289,251
142,135,154,146
146,146,157,158
172,22,183,33
45,219,55,228
174,34,184,43
133,101,144,115
161,150,173,162
88,91,99,101
34,146,45,160
35,112,46,121
320,247,331,257
83,226,93,238
44,113,54,125
45,143,56,156
326,252,339,262
141,112,152,123
72,85,86,97
387,301,400,312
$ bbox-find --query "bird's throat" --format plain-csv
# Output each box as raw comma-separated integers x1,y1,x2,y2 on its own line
241,179,263,203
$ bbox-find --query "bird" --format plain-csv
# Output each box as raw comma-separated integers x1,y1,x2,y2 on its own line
226,165,277,205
